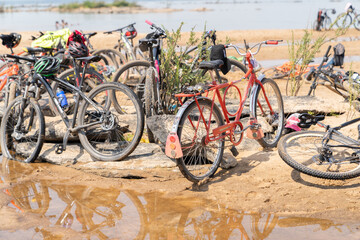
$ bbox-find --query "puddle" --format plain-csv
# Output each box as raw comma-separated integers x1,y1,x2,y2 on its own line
0,157,359,239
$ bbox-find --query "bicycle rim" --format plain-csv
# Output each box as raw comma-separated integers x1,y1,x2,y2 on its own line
278,131,360,180
0,98,44,163
252,78,284,148
78,82,144,161
177,99,224,182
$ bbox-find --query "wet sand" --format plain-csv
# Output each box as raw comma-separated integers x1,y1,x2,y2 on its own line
1,28,360,236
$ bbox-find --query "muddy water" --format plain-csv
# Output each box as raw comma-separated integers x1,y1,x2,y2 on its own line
0,158,359,239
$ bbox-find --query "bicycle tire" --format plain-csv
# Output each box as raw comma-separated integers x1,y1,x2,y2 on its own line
262,67,288,79
0,97,45,163
112,60,151,108
251,78,284,148
6,81,17,106
336,13,352,28
176,98,225,182
354,14,360,30
278,131,360,180
324,16,332,30
144,67,158,143
92,48,126,70
49,68,106,116
78,82,144,161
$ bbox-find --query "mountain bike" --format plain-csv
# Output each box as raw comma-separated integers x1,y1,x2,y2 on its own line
278,114,360,180
0,55,144,163
307,45,350,99
104,23,146,62
335,5,360,30
313,8,336,31
165,40,285,182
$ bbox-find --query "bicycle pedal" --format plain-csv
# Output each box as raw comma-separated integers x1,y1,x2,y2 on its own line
230,146,239,157
55,144,64,154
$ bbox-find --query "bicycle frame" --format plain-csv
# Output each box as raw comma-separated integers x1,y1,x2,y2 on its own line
166,46,276,158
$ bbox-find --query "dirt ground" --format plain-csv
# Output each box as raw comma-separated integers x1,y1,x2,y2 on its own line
2,29,360,224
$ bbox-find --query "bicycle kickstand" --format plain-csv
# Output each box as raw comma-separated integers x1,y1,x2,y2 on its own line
55,130,70,154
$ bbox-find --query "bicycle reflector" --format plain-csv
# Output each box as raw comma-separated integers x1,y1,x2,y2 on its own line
165,133,183,158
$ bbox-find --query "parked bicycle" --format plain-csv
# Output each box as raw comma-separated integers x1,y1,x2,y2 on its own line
104,23,145,62
0,53,144,163
307,45,351,100
165,40,285,182
313,8,336,31
335,3,360,30
278,114,360,180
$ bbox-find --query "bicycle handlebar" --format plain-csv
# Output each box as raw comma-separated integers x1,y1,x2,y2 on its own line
103,22,136,34
227,40,283,56
145,20,166,37
3,54,36,62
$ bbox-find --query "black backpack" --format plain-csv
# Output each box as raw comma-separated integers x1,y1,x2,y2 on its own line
210,44,231,75
333,43,345,67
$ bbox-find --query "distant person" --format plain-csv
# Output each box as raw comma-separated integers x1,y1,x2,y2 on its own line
55,21,60,30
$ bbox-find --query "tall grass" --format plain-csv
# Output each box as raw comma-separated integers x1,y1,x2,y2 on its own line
287,21,349,96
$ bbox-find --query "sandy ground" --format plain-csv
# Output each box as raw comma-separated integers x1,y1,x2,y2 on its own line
2,28,360,224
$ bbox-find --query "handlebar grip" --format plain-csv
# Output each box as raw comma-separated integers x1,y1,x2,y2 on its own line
145,20,153,26
266,40,282,45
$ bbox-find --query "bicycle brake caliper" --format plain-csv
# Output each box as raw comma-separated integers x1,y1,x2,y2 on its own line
165,132,183,159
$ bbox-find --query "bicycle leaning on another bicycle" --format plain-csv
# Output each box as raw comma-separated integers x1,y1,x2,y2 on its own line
164,40,285,182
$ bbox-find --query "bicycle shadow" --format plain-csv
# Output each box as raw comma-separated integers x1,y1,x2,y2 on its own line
290,169,360,189
190,150,275,191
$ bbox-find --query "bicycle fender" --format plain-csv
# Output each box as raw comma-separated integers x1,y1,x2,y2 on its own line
165,97,209,159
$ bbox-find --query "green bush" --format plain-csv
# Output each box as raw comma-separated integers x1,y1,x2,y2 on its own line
159,23,211,112
112,0,138,7
83,1,107,8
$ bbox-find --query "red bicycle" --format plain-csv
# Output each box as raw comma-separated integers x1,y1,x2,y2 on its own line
165,40,285,182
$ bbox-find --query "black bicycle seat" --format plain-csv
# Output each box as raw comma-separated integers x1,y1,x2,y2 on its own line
298,113,325,129
24,47,49,54
84,32,97,38
199,60,224,70
76,55,102,63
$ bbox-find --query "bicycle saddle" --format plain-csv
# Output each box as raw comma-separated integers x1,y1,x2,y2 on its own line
298,113,325,129
84,32,97,38
0,34,20,48
199,60,224,70
24,47,49,54
76,55,102,63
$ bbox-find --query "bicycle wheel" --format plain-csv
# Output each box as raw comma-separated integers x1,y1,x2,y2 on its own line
92,48,126,70
49,68,106,116
278,131,360,180
112,60,151,105
78,82,144,161
0,97,45,163
176,98,225,182
336,13,352,28
353,14,360,30
262,67,288,79
251,78,284,148
144,67,159,143
324,16,332,30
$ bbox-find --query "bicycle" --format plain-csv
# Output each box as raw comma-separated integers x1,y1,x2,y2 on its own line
0,55,144,163
104,22,145,62
313,8,336,31
335,4,360,30
278,113,360,180
165,40,285,182
307,45,350,100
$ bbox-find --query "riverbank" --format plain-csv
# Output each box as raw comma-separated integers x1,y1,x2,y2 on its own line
1,28,360,238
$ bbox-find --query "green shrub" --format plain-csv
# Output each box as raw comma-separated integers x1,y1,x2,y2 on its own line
112,0,138,7
83,1,108,8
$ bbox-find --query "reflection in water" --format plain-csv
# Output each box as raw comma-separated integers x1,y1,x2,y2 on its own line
0,158,357,239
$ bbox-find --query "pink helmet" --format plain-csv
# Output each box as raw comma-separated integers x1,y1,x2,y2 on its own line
285,113,302,132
